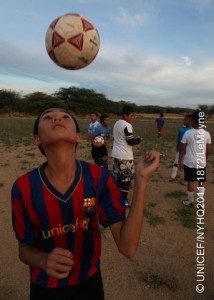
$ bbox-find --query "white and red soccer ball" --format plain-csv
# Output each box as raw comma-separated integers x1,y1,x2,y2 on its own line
94,136,104,146
45,13,100,70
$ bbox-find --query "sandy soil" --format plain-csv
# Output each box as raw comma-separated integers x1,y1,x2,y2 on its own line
0,137,213,300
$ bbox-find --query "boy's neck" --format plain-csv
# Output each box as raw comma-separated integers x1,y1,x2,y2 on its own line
45,147,77,176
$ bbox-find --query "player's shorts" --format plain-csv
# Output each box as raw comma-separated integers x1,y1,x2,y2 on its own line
30,269,104,300
112,158,135,183
184,165,206,182
157,127,163,133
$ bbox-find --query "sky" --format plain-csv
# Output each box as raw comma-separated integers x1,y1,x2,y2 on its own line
0,0,214,108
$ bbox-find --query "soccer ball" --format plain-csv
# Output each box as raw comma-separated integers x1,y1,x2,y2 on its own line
45,13,100,70
94,136,104,146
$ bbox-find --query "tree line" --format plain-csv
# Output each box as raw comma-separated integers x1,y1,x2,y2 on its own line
0,87,213,117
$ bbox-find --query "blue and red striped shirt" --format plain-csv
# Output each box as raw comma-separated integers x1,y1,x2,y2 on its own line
11,160,126,288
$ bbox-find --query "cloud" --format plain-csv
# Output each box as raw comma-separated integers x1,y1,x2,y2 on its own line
115,7,148,29
93,45,214,106
181,56,192,67
0,38,213,108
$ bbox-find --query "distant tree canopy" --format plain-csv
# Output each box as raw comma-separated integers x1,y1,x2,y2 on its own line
0,87,213,116
54,87,121,114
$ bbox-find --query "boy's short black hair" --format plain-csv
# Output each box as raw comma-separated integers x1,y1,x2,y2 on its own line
121,105,135,117
184,113,192,119
33,105,80,156
100,113,109,124
90,111,98,117
191,111,200,125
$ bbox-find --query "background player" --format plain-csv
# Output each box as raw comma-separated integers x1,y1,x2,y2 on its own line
169,114,192,182
155,113,165,138
112,105,143,207
178,111,211,207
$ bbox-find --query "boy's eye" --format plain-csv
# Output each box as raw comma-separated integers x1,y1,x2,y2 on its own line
62,114,70,119
43,115,52,120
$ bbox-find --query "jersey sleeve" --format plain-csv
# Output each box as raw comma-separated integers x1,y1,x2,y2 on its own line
88,123,92,135
105,127,111,139
94,123,104,137
207,132,212,144
177,127,183,141
11,179,39,245
181,131,188,144
97,171,126,227
124,125,141,146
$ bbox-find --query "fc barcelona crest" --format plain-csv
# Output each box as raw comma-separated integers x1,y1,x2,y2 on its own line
83,198,95,212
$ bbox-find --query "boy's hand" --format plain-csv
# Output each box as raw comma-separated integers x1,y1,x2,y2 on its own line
43,247,74,279
135,150,160,180
178,162,184,171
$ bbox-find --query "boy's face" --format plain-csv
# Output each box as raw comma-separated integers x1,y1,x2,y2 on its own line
183,116,191,127
34,108,81,150
90,113,97,123
102,117,110,127
124,113,135,124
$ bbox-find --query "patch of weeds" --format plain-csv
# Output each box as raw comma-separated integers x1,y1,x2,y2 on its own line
151,178,160,182
24,152,35,158
166,164,173,168
77,144,86,149
173,208,196,229
165,190,186,199
144,208,166,226
0,183,4,188
157,173,164,179
147,203,157,208
21,160,30,165
1,162,10,167
139,272,179,292
24,143,32,147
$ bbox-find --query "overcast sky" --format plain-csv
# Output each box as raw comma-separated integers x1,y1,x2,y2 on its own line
0,0,214,108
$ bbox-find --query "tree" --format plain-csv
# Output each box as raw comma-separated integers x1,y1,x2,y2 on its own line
54,87,120,114
22,92,63,113
198,104,214,119
0,89,21,111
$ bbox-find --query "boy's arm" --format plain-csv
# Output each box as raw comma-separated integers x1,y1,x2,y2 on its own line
178,142,187,169
124,127,142,146
18,242,73,279
206,143,212,160
109,151,159,258
104,135,111,145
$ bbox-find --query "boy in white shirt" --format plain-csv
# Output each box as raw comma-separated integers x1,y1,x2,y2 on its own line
179,111,212,207
112,105,142,207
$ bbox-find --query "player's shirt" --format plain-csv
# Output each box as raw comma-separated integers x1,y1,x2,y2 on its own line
11,160,126,288
181,129,211,168
91,126,111,159
176,126,192,152
155,117,164,128
102,126,111,141
112,120,141,160
88,121,103,137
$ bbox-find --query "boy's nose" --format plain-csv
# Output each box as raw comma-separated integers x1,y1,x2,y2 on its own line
53,117,62,122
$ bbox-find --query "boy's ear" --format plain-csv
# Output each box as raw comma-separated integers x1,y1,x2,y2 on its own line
33,135,41,146
76,133,82,143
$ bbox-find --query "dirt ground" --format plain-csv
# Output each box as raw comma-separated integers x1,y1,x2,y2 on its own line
0,130,213,300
